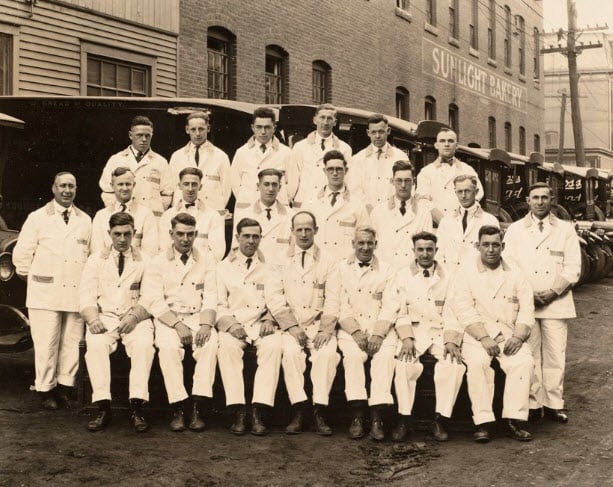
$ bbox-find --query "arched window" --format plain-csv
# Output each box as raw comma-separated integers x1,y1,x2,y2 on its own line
488,116,497,147
504,5,512,68
517,16,526,75
207,26,236,99
488,0,496,59
312,60,331,104
504,121,512,151
424,96,436,120
448,103,459,133
534,134,541,152
265,45,289,104
533,28,540,79
519,126,526,155
396,86,410,120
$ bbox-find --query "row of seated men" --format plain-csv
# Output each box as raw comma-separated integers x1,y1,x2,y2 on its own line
11,104,580,444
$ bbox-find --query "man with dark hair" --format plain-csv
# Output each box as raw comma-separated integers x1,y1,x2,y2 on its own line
91,167,159,257
99,115,173,216
371,160,432,268
452,225,535,442
286,104,352,208
169,111,231,213
216,217,283,436
503,183,581,423
304,150,369,260
80,212,154,432
390,231,465,442
415,128,484,225
141,212,218,432
159,166,226,262
350,113,407,212
232,168,293,260
13,172,92,410
231,107,292,208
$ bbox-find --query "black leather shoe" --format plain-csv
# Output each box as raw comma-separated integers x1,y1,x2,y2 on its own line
543,407,568,423
503,419,533,441
169,406,186,432
285,402,305,434
53,385,72,408
473,424,491,443
129,399,149,433
369,407,385,441
88,410,112,432
528,407,544,422
40,392,59,411
230,406,247,435
251,405,268,436
349,417,365,439
391,415,411,442
313,405,332,436
432,413,449,442
189,401,206,432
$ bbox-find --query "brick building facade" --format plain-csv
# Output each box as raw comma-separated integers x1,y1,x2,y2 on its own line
178,0,544,152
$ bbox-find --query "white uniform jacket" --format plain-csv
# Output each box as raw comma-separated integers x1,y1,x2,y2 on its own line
286,131,352,207
158,199,226,262
216,249,271,339
391,261,460,348
231,136,292,207
99,147,173,216
79,247,150,329
169,141,231,212
370,196,433,269
350,143,408,211
436,203,499,272
338,255,397,338
232,200,293,260
140,247,217,330
451,256,535,344
265,245,340,335
415,157,484,218
503,213,581,319
90,200,159,257
13,201,92,312
305,186,370,261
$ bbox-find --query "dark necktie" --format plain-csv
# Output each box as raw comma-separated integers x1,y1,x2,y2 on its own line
62,209,69,224
260,143,267,154
538,221,544,232
399,200,406,216
358,261,370,268
118,252,125,276
301,251,306,268
136,151,144,162
265,208,272,221
185,202,196,209
120,203,127,212
180,253,189,265
376,149,383,160
462,210,468,232
194,145,201,166
321,139,326,151
246,257,252,270
423,269,430,278
330,191,339,207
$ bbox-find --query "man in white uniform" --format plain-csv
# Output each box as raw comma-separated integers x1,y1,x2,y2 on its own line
286,104,352,209
452,225,535,442
99,116,173,217
216,218,283,436
140,213,218,432
80,212,154,432
91,167,158,257
169,111,231,213
265,211,341,435
337,226,397,441
13,172,91,409
159,167,226,262
415,128,484,225
503,183,581,423
231,107,292,208
371,160,433,268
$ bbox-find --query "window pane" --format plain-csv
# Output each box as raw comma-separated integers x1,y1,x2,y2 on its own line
0,33,12,95
86,54,150,96
117,65,131,90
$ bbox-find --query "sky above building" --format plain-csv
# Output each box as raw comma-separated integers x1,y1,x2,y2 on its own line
543,0,613,32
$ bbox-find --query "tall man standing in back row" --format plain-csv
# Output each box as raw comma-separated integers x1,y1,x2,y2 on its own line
503,183,581,423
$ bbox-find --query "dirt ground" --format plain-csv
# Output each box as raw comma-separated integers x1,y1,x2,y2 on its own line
0,279,612,487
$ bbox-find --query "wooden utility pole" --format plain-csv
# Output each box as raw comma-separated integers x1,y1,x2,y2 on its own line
557,91,567,164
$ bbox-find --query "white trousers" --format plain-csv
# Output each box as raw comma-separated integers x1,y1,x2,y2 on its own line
463,336,533,425
28,308,84,391
155,321,218,404
394,340,465,417
217,328,283,407
85,318,154,402
527,318,567,409
337,329,397,406
282,331,340,406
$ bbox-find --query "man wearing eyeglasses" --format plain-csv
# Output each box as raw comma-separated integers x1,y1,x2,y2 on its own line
370,160,433,268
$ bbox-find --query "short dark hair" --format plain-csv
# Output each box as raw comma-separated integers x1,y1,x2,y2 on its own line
436,128,457,140
528,182,553,196
315,103,336,116
186,111,210,124
109,211,135,229
253,107,276,123
130,115,153,129
367,113,388,126
323,149,347,166
478,225,502,241
179,167,203,181
236,217,262,235
412,231,437,245
392,160,414,176
257,168,283,181
111,166,134,179
171,212,197,229
291,211,317,229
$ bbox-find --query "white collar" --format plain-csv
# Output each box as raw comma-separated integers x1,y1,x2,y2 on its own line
53,200,73,214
